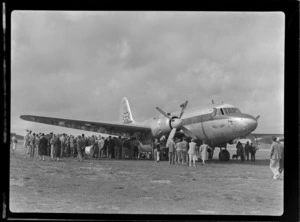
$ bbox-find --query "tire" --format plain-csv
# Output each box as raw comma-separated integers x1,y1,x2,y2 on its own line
219,149,230,161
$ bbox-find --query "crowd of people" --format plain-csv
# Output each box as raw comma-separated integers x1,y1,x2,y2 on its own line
156,137,212,167
12,130,284,181
235,141,258,161
16,129,217,165
9,129,219,165
21,129,148,162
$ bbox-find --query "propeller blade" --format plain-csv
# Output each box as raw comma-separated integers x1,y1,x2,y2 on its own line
181,126,197,139
156,107,172,120
166,128,177,147
179,100,188,118
255,115,260,120
247,134,259,149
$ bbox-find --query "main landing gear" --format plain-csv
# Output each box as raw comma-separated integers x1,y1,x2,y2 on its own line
218,144,230,162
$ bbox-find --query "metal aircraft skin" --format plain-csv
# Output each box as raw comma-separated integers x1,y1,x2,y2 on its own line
20,97,259,160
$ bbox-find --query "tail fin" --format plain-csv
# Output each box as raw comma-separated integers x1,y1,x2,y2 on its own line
119,97,135,124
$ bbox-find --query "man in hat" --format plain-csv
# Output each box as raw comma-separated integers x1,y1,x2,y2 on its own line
38,134,48,161
269,137,282,179
23,129,29,154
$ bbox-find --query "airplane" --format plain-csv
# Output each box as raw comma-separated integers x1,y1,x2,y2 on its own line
20,97,260,161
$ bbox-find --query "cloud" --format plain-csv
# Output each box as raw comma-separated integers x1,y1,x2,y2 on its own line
11,11,284,135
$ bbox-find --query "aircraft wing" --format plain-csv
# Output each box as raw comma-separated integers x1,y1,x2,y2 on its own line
20,115,152,136
251,133,284,144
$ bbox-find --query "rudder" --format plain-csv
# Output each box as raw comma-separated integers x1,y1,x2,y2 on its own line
119,97,135,124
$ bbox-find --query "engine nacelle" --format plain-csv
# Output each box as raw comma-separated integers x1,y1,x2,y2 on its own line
150,116,172,138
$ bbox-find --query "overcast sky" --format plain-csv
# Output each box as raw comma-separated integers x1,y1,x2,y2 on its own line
11,11,284,136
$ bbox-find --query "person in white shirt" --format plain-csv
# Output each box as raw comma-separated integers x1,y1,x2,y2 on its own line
269,137,282,179
59,134,65,159
11,134,18,154
153,138,160,162
29,133,36,158
188,139,197,167
23,129,29,154
167,138,176,165
175,139,182,165
181,138,188,165
98,137,105,158
50,133,55,159
199,140,209,165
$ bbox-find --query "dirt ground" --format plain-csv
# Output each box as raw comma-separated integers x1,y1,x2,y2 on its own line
9,143,283,215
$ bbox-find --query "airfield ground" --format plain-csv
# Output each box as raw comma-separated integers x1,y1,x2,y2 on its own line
9,143,283,215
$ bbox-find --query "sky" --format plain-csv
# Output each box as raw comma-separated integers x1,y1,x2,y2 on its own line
11,11,285,136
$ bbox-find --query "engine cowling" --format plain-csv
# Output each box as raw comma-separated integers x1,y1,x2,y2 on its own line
150,116,175,138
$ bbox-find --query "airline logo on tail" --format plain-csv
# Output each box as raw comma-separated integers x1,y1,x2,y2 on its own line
120,97,135,124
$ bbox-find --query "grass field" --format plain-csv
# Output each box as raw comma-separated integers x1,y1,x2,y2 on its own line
9,142,283,215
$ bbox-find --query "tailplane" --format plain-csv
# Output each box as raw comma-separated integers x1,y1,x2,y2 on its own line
119,97,135,124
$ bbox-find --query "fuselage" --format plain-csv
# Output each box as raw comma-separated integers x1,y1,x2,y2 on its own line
136,104,257,149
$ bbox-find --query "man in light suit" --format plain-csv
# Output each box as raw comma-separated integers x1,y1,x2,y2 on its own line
269,137,282,179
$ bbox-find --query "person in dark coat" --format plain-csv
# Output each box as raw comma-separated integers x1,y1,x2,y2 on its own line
73,137,78,157
245,141,250,161
236,141,244,161
65,137,70,157
114,136,122,160
249,143,258,162
38,134,48,161
76,136,83,162
93,138,99,158
46,134,51,156
107,136,115,159
53,134,61,161
122,138,130,159
103,138,108,158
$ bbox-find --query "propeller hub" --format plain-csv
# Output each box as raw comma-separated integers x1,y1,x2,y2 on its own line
171,118,182,129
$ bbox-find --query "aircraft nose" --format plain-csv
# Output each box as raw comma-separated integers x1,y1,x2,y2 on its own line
241,114,258,133
247,116,258,131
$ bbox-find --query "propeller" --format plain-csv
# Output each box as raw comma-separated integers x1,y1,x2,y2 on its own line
179,100,188,118
156,100,196,146
247,134,259,149
156,107,172,120
255,115,260,120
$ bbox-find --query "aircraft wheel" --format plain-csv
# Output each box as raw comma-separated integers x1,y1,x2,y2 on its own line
219,149,230,161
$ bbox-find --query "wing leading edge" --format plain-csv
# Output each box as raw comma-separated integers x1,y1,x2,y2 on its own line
20,115,152,136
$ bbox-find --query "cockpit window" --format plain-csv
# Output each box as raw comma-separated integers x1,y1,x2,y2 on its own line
219,108,225,115
216,109,223,115
220,107,241,115
232,108,241,113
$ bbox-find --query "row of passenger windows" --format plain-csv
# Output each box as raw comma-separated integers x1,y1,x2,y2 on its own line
216,107,241,115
